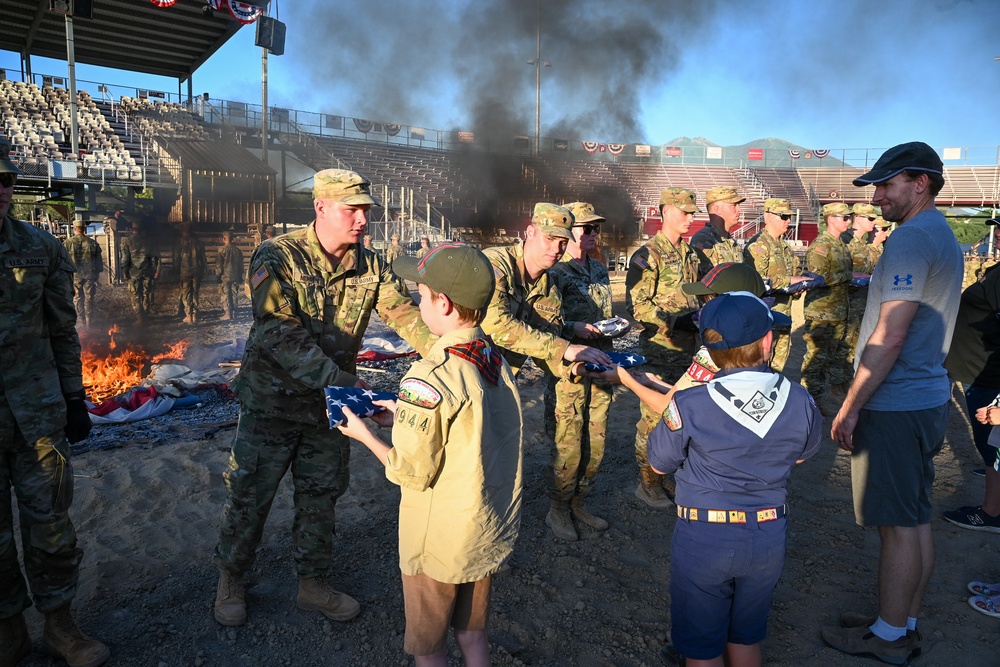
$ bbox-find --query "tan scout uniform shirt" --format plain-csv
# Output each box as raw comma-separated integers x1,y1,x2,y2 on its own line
0,215,83,443
804,231,852,322
744,230,798,314
481,243,571,378
549,253,613,350
234,221,433,425
625,231,700,355
387,326,523,584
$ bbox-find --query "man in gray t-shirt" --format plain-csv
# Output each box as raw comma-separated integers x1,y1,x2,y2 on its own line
822,142,963,666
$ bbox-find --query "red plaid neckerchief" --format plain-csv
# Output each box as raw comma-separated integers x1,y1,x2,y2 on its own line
447,338,503,386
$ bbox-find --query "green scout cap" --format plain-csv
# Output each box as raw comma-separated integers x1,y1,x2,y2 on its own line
532,203,574,239
660,187,699,213
821,202,851,218
0,137,22,176
564,201,605,224
764,198,793,215
853,141,943,186
852,203,878,219
705,186,745,207
393,242,495,310
312,168,381,206
682,262,765,297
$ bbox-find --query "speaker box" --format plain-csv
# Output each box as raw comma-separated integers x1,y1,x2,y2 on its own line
255,17,286,56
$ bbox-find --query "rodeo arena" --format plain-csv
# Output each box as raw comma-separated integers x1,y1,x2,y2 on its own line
2,2,1000,667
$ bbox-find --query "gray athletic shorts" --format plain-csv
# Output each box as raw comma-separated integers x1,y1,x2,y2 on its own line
850,403,948,527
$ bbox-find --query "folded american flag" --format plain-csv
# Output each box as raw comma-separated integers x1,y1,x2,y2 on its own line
325,386,398,428
594,317,631,337
584,351,647,373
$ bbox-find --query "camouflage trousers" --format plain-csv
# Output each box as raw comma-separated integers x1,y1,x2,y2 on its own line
770,300,792,374
634,352,692,470
219,280,240,317
845,288,868,366
72,277,98,326
129,275,155,318
178,277,201,318
214,408,350,579
0,402,82,617
543,375,612,500
801,319,851,397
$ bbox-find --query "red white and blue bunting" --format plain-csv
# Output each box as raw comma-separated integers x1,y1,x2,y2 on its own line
813,149,830,158
788,149,800,159
607,143,625,156
582,141,601,154
228,1,263,24
150,0,176,6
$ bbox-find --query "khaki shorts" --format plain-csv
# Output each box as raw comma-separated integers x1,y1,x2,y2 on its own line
401,573,492,656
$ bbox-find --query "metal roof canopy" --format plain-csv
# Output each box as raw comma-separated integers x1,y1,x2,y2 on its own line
1,0,245,83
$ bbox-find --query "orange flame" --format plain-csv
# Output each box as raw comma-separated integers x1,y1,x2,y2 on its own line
81,330,191,404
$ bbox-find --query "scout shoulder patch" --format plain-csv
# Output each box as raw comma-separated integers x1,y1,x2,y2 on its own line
250,265,270,290
631,252,650,270
398,378,442,409
663,399,683,431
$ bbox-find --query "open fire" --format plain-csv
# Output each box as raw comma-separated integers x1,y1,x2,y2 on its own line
81,325,191,404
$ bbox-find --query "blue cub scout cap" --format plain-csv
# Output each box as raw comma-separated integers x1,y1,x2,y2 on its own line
699,292,774,350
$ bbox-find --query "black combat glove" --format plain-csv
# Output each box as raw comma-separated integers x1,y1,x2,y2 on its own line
673,311,699,333
64,390,93,444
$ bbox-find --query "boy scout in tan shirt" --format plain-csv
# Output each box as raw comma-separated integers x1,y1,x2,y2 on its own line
338,243,522,666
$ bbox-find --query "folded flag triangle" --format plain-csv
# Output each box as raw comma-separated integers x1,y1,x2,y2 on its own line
584,351,647,373
325,386,398,428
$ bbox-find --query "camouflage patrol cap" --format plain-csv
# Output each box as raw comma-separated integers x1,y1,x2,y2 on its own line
874,216,891,229
821,202,851,218
0,137,22,176
393,243,495,310
312,168,381,206
705,186,745,207
391,233,400,240
565,202,605,224
763,198,793,215
73,219,87,229
531,203,574,239
660,188,699,213
852,203,878,219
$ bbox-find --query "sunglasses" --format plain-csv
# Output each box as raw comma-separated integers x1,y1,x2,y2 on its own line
840,215,852,220
0,173,17,188
574,224,600,235
772,213,792,221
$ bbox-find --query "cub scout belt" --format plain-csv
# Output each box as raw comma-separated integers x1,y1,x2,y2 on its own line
676,504,787,524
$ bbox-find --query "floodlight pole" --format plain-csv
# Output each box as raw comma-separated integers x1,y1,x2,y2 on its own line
526,2,550,157
261,47,268,167
64,13,79,157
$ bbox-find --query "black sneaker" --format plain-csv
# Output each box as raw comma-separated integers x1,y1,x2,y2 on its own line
943,506,1000,533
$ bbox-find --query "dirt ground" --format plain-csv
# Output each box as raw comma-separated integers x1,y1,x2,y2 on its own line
13,277,1000,667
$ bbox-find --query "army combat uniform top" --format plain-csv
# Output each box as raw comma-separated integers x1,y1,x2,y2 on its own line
626,230,700,366
550,253,614,351
234,222,433,426
690,224,742,277
481,243,571,379
387,327,522,584
63,233,102,282
804,231,852,323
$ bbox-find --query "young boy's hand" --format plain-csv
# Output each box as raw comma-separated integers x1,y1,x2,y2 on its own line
976,406,1000,426
370,399,398,427
337,406,373,440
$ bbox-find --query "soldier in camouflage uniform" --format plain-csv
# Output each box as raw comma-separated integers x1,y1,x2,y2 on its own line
173,224,208,324
0,139,109,667
216,230,244,321
118,217,160,325
691,185,746,276
743,198,807,373
415,236,430,260
63,219,103,327
626,188,701,508
868,218,890,268
801,203,854,410
843,203,877,364
212,169,436,628
384,233,409,293
544,202,615,541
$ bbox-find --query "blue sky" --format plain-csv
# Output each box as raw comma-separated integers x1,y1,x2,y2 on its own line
2,0,998,154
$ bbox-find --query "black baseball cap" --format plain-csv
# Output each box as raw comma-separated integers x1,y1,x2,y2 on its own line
853,142,943,186
683,263,766,297
393,243,495,310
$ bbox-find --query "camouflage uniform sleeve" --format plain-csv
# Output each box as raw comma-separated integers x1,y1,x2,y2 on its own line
480,261,570,366
120,239,132,274
626,247,667,325
374,258,437,357
806,243,832,281
247,245,358,389
44,242,84,394
197,241,208,278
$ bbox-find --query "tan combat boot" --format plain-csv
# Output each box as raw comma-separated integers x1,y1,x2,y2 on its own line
296,578,360,622
570,494,608,531
214,569,247,626
42,604,110,667
635,466,674,509
545,499,578,541
0,612,31,667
